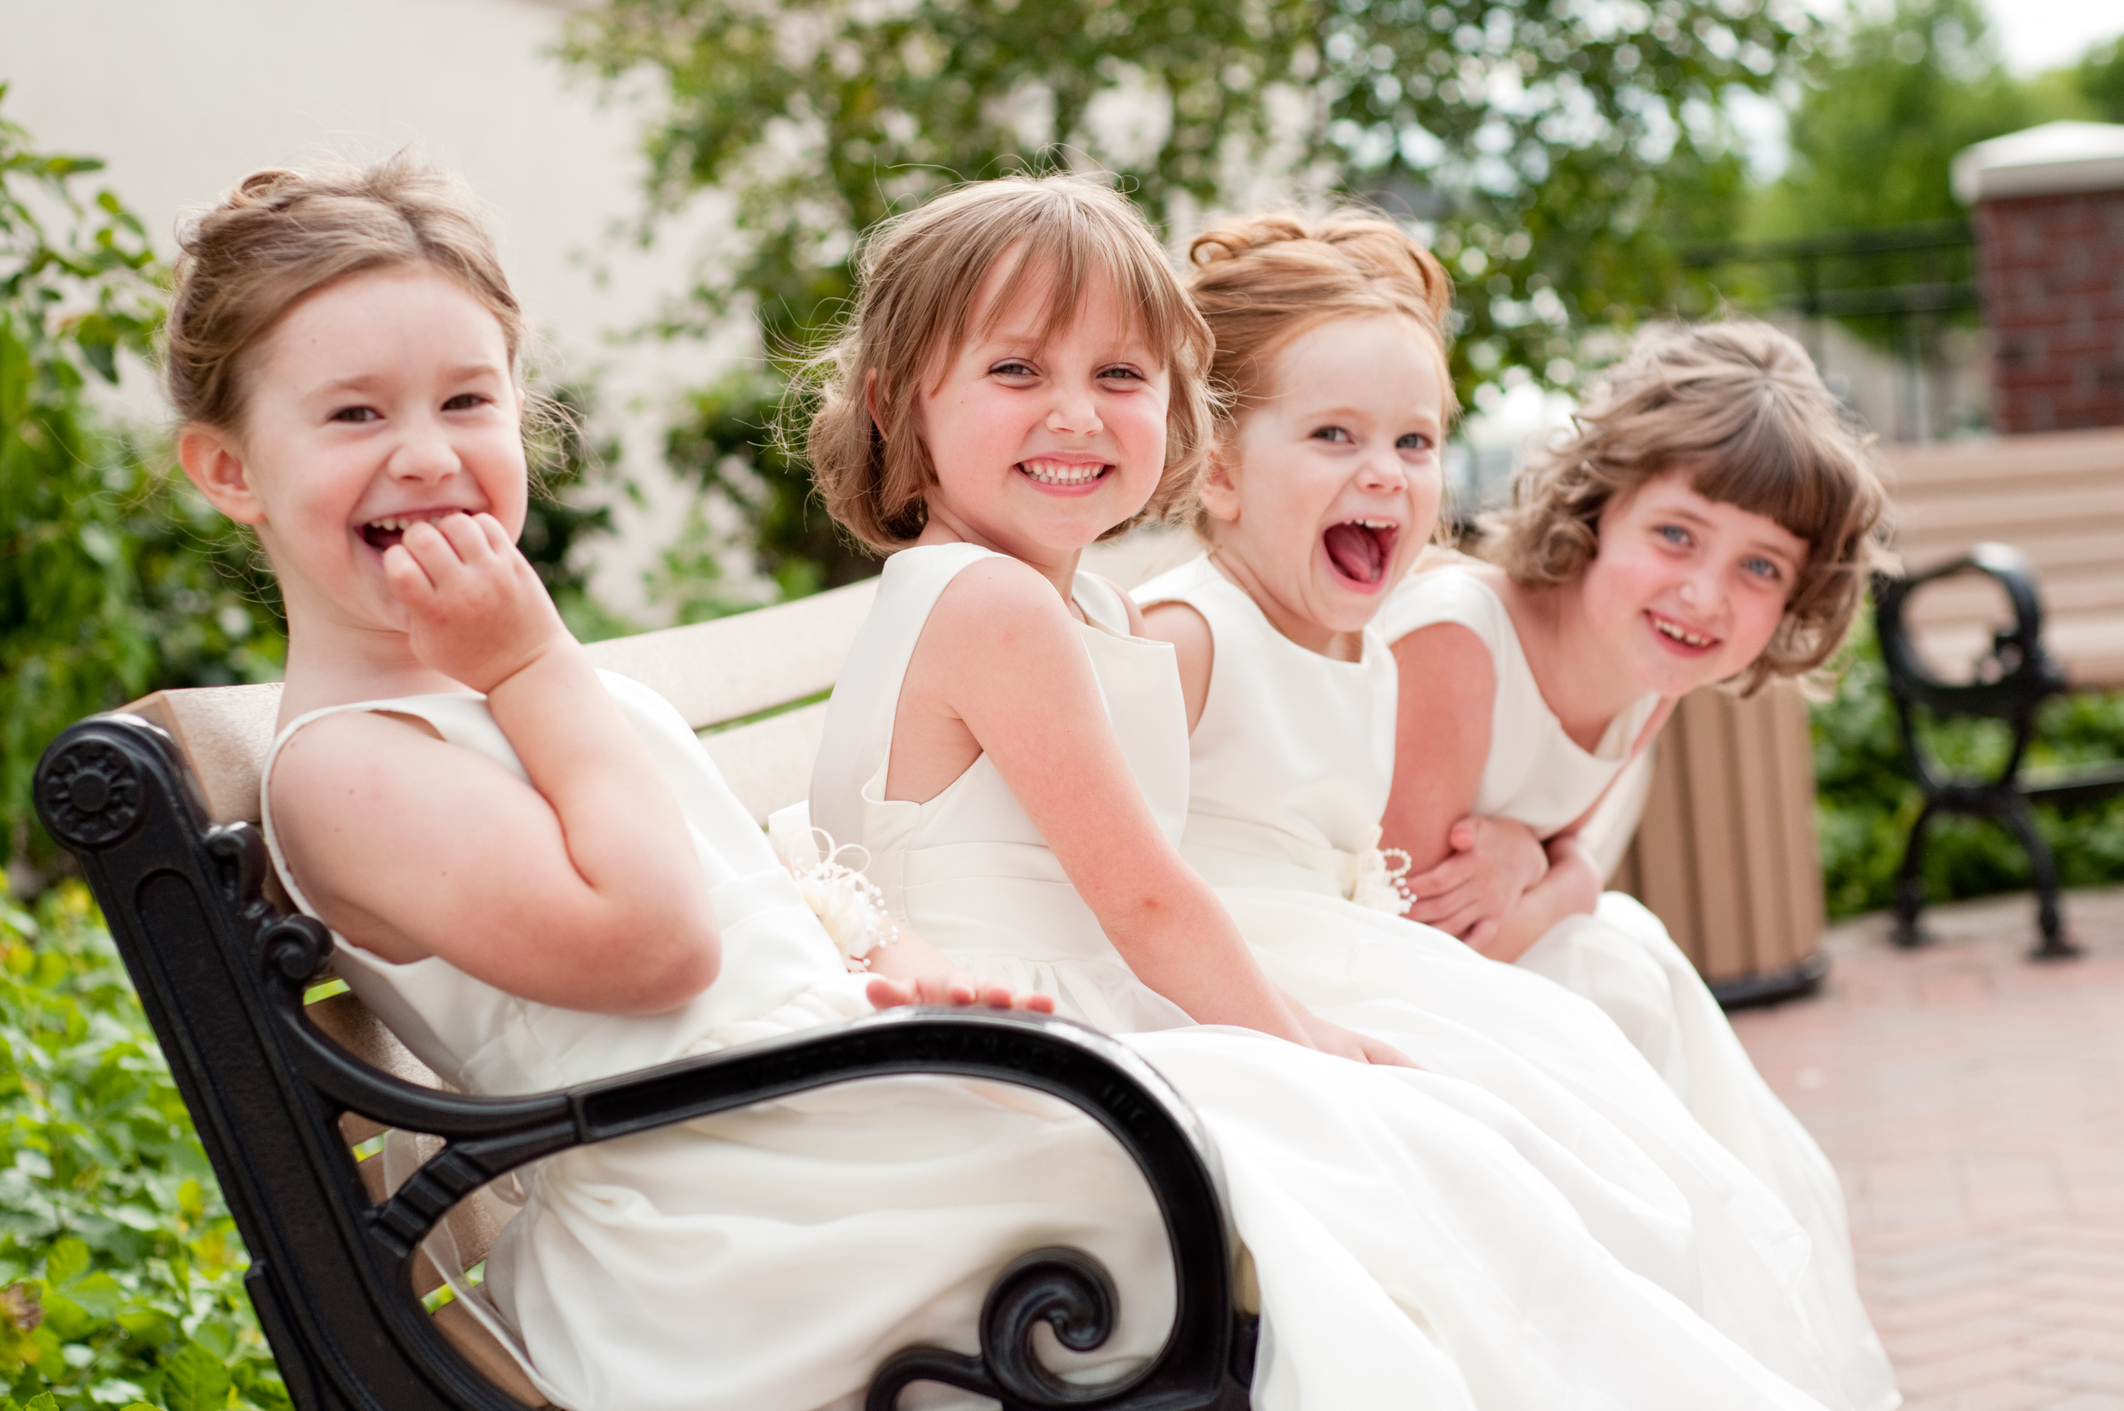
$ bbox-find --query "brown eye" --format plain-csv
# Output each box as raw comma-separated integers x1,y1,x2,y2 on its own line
332,406,380,424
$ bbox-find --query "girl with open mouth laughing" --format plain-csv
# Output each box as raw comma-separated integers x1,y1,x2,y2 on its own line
1377,318,1896,1411
1128,215,1891,1411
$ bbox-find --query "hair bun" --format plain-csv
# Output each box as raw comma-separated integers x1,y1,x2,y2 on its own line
231,169,304,207
1188,213,1310,267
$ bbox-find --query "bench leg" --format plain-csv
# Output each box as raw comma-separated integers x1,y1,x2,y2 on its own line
2000,795,2082,961
1892,802,1936,948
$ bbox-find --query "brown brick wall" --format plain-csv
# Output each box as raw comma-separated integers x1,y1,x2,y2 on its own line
1974,188,2124,433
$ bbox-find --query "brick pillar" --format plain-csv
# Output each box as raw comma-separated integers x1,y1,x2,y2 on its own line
1973,188,2124,433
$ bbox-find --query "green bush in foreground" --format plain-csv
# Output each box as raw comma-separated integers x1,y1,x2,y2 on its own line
0,883,282,1411
1812,620,2124,919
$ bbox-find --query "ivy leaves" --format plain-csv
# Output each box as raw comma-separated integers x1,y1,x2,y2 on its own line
1,885,287,1411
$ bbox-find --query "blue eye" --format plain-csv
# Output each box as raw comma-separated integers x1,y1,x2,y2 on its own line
1658,524,1689,546
1743,555,1781,581
1099,364,1146,383
990,360,1036,378
1312,426,1352,443
1396,432,1433,451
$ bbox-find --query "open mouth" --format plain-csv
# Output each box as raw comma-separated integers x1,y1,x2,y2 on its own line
1322,519,1400,588
361,510,469,552
1017,459,1110,490
1648,612,1718,652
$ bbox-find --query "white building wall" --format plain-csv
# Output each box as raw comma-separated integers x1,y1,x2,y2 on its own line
0,0,746,621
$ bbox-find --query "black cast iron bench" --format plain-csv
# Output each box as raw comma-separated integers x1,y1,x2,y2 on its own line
32,579,1256,1411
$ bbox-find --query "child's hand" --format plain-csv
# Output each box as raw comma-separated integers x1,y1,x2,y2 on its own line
1538,835,1603,920
866,971,1058,1014
1298,1012,1418,1068
1404,814,1547,950
383,512,573,693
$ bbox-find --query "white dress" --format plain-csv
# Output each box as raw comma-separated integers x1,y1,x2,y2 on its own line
812,541,1839,1411
1377,563,1894,1411
261,674,1183,1411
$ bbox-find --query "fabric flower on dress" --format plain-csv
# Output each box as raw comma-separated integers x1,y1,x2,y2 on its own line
768,804,891,972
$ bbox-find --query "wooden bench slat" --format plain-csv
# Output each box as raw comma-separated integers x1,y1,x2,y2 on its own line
1889,485,2124,537
126,685,282,826
1879,426,2124,490
584,579,877,731
698,702,830,825
1880,428,2124,694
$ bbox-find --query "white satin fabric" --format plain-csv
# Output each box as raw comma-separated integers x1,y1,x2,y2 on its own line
261,675,1181,1411
1377,563,1895,1411
813,542,1838,1410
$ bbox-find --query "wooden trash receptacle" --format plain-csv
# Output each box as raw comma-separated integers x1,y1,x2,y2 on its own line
1608,681,1830,1007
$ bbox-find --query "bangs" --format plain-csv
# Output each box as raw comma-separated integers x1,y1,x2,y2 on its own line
953,198,1204,380
1686,388,1866,554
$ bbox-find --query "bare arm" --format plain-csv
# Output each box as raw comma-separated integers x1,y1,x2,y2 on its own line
898,560,1321,1046
271,514,717,1015
1383,623,1498,873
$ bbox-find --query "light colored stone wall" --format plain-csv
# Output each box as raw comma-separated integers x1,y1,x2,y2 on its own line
0,0,746,620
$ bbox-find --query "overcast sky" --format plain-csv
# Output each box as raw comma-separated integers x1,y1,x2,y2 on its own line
1974,0,2118,73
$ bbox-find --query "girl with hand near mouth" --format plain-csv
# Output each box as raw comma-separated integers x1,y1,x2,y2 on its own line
170,157,1183,1411
1378,319,1895,1411
1130,215,1893,1411
807,184,1868,1410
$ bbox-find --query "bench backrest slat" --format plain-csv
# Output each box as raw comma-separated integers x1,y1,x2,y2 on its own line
582,579,877,731
1879,426,2124,690
120,577,878,831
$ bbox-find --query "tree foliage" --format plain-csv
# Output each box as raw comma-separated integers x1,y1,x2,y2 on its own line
564,0,1811,587
0,93,285,883
1761,0,2054,237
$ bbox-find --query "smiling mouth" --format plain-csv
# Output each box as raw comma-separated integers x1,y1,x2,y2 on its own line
1323,519,1400,587
1649,612,1718,651
1018,458,1110,488
362,510,469,552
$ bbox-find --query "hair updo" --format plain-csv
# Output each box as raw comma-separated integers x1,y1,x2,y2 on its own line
1186,211,1456,421
165,154,526,434
1182,211,1457,533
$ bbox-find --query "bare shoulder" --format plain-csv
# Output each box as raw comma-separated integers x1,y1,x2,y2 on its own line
1139,598,1211,655
925,554,1079,647
271,709,442,789
1393,620,1497,721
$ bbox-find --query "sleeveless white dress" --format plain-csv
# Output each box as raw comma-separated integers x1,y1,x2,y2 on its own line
811,541,1841,1411
260,673,1184,1411
1377,564,1893,1411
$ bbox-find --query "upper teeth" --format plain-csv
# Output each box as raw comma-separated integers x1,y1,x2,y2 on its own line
1654,618,1712,647
367,513,461,531
1348,519,1394,530
1020,460,1105,485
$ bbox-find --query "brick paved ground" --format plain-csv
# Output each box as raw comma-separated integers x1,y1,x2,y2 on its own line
1732,887,2124,1411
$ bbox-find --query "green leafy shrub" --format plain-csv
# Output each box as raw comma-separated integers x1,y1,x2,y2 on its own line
1812,619,2124,918
1,882,284,1411
0,94,286,885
